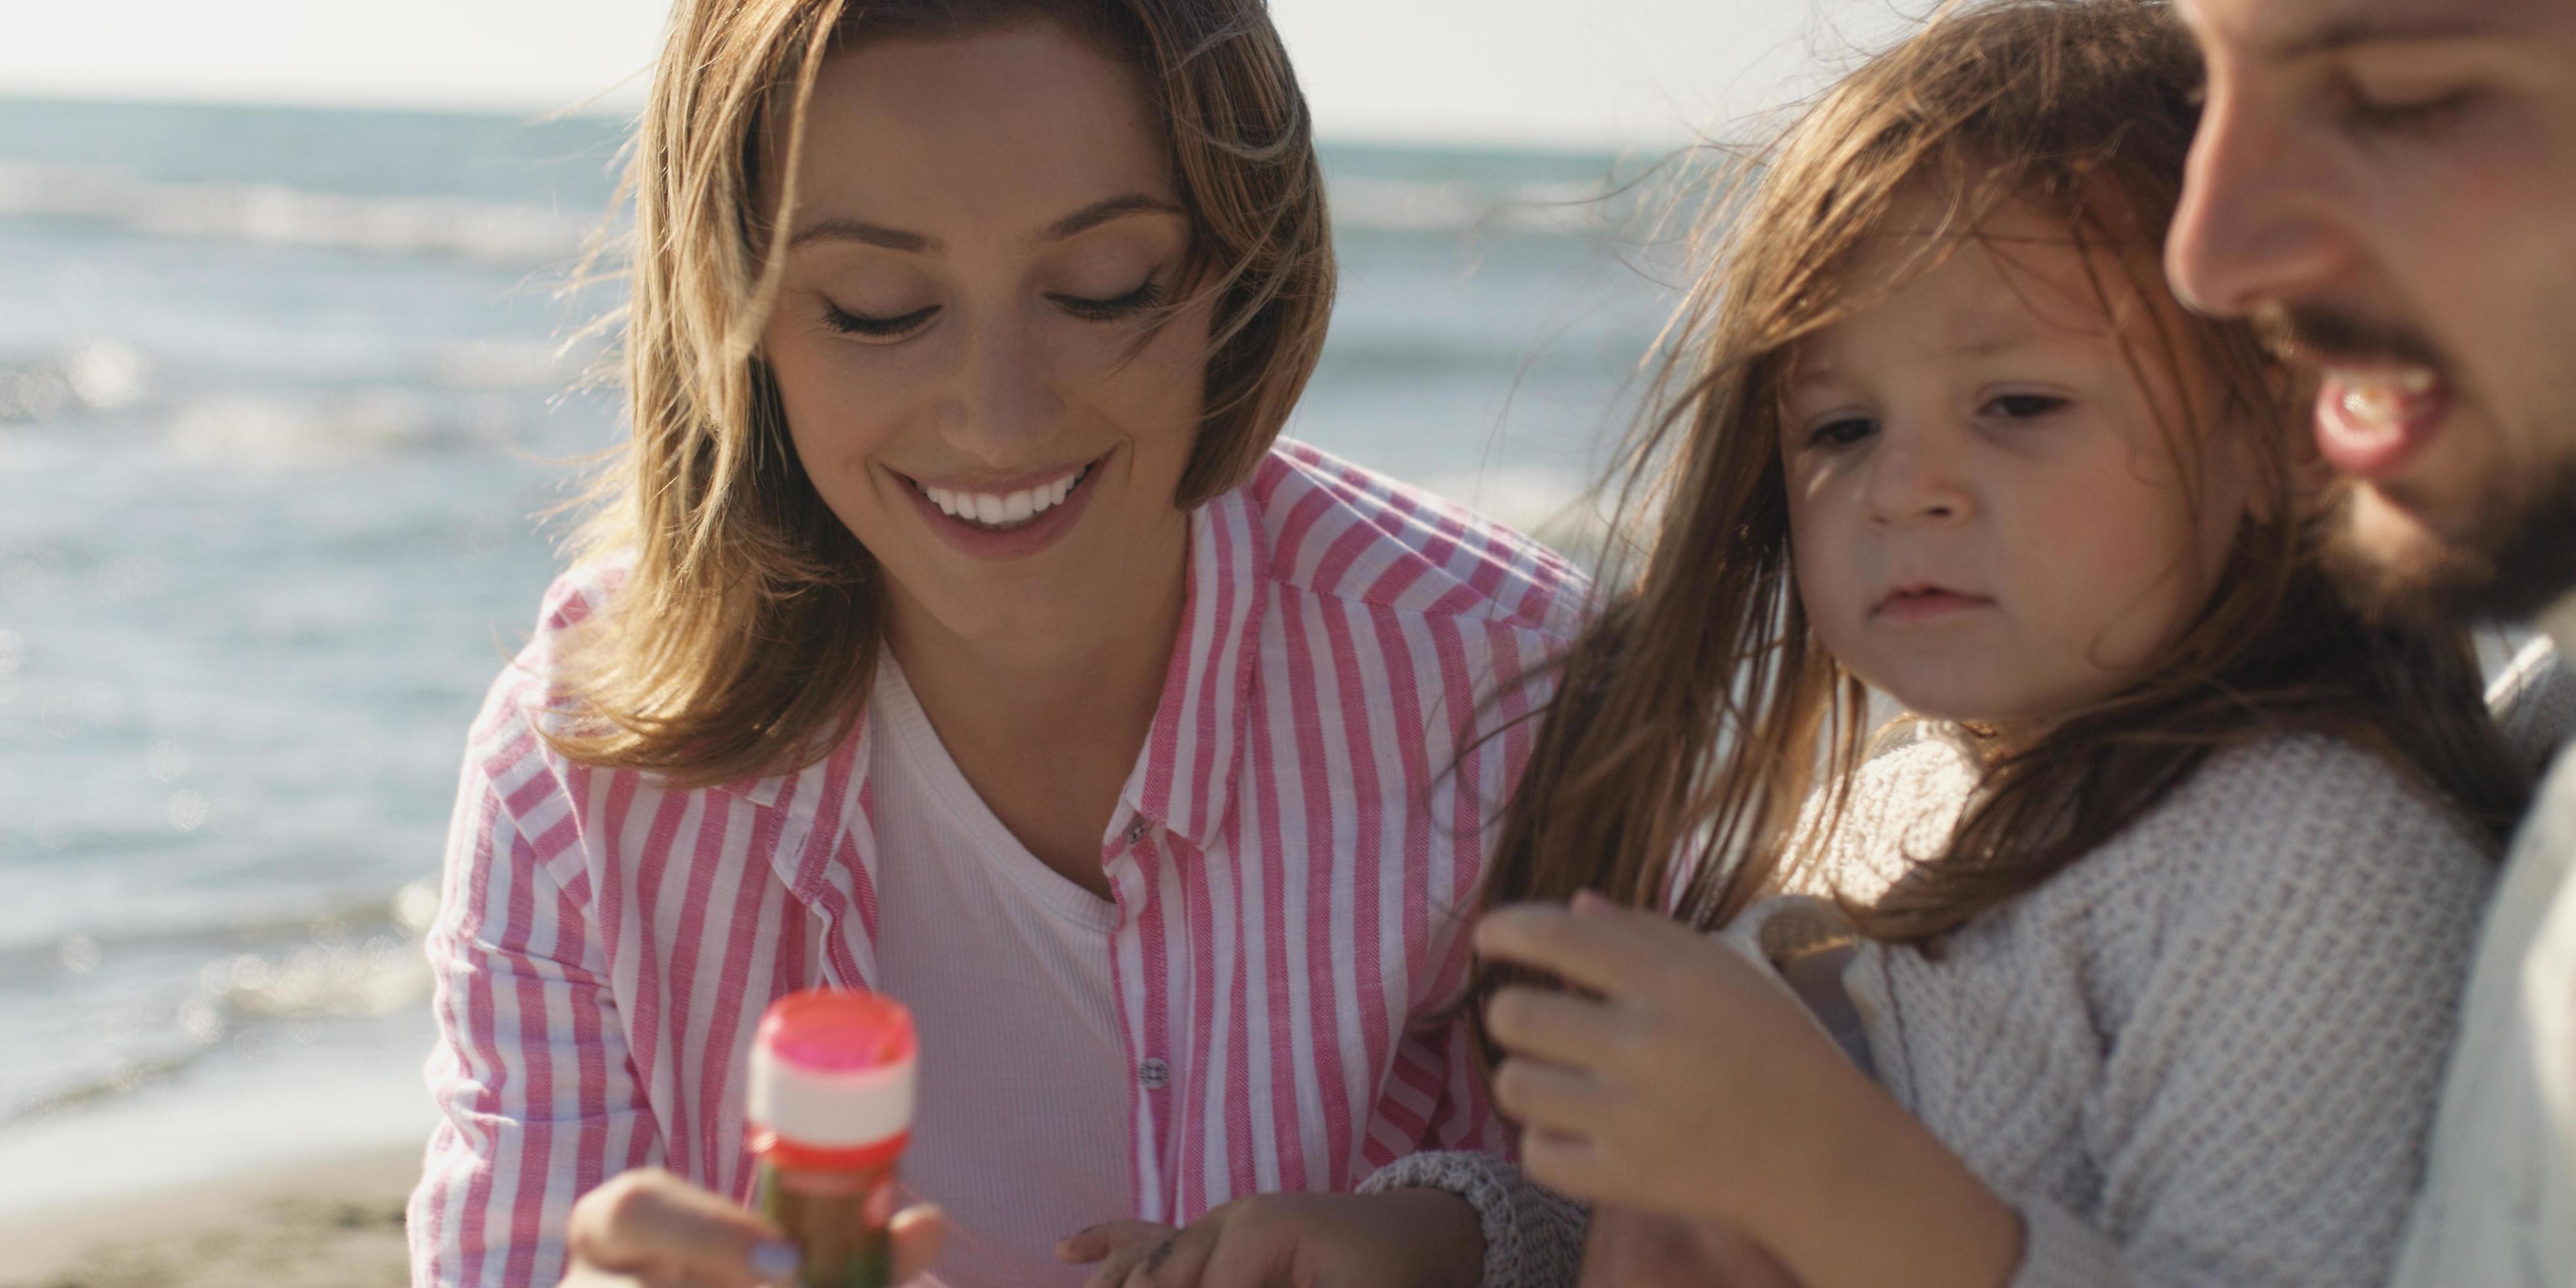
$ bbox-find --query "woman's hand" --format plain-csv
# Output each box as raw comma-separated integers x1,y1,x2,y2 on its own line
1473,893,2020,1288
1058,1190,1483,1288
1578,1206,1802,1288
557,1167,948,1287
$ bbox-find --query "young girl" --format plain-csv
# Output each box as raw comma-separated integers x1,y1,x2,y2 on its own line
1466,2,2531,1284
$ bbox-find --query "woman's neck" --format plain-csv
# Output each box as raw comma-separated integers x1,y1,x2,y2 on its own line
884,534,1190,899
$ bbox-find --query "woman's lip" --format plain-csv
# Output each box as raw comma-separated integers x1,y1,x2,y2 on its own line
896,451,1107,561
1871,587,1994,623
2314,370,2450,480
896,457,1099,495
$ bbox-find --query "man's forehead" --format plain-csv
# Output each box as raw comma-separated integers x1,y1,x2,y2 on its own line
2180,0,2555,58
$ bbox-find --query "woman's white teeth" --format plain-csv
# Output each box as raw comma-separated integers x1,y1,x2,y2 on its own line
921,469,1084,529
2335,367,2439,429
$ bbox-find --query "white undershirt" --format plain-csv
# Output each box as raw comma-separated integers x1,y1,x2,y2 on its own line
867,660,1135,1288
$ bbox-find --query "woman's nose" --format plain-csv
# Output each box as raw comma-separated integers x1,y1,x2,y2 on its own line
946,313,1062,464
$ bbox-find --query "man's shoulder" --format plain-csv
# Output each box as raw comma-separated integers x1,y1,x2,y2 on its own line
1243,440,1590,639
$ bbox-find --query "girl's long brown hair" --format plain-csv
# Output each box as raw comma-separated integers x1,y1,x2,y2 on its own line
1471,0,2527,1053
545,0,1331,786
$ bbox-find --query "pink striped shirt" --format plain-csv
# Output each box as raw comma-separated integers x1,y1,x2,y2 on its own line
408,441,1586,1286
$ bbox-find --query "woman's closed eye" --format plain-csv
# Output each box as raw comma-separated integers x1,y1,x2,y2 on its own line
822,300,938,340
1048,275,1166,322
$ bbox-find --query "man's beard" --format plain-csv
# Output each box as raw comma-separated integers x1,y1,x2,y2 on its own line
2321,462,2576,626
2261,300,2576,626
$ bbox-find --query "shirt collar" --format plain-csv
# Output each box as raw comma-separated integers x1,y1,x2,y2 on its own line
1116,487,1268,851
720,486,1268,852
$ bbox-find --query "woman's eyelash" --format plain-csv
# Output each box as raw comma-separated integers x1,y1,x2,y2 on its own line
1051,277,1167,322
821,302,936,338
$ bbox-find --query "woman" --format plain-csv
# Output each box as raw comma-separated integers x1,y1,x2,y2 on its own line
403,1,1584,1285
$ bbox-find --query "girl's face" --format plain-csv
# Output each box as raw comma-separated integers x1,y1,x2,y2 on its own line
760,21,1212,649
1782,198,2255,734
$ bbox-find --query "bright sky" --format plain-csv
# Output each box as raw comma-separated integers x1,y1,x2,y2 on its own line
1,0,1908,148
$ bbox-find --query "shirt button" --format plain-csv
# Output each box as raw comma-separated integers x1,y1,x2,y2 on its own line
1123,818,1151,844
1138,1058,1170,1090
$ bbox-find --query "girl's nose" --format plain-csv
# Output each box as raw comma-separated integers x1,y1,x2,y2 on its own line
1863,429,1975,527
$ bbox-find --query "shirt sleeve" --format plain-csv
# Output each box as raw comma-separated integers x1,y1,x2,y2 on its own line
406,731,660,1287
2001,743,2494,1288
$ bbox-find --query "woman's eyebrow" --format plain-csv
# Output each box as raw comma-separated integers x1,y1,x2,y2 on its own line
789,218,934,252
785,193,1181,254
1042,193,1185,242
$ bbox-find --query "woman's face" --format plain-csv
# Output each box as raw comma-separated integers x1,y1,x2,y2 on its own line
760,21,1211,649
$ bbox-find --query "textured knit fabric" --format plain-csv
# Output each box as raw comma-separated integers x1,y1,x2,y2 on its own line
407,440,1587,1287
865,658,1130,1287
1358,1149,1588,1288
1774,727,2498,1288
2393,610,2576,1287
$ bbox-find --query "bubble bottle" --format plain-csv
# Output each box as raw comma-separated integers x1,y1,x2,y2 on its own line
747,989,918,1288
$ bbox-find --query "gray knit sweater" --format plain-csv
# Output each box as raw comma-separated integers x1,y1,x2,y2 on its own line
1375,648,2568,1288
1743,727,2498,1287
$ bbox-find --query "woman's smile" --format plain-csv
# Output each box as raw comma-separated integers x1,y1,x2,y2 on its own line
890,449,1111,560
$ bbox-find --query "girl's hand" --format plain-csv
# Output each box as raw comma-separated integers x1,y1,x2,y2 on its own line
1059,1190,1483,1288
1474,894,2019,1288
558,1166,948,1287
1578,1206,1802,1288
1473,892,1867,1226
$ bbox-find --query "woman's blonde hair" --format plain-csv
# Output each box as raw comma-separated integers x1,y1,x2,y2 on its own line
1469,0,2525,1055
547,0,1332,785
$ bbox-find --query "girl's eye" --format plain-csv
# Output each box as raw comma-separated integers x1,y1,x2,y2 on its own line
1805,417,1876,450
1984,393,2067,420
1049,275,1167,323
2341,87,2480,138
822,301,938,340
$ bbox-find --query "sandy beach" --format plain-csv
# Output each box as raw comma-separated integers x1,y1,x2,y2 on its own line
0,1145,418,1288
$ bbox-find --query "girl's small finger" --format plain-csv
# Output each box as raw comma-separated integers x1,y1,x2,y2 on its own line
1518,1125,1606,1201
1485,985,1628,1067
1475,905,1663,996
1491,1055,1607,1132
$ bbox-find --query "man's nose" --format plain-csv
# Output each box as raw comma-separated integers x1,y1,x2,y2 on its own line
2166,71,2351,319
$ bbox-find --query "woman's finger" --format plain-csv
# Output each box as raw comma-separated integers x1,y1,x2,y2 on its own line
1059,1220,1176,1265
1132,1214,1224,1288
563,1168,793,1288
1065,1222,1178,1288
1484,984,1630,1069
889,1203,949,1285
1491,1055,1609,1134
1475,904,1672,996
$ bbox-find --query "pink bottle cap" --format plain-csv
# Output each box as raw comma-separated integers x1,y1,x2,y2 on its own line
747,990,917,1169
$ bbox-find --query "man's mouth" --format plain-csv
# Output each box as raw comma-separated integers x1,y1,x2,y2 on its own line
2261,303,2459,481
2315,364,2450,480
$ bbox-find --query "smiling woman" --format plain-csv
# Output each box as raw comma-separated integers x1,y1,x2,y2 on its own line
403,3,1588,1287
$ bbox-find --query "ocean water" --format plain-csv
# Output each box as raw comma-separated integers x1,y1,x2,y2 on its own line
0,95,1684,1208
